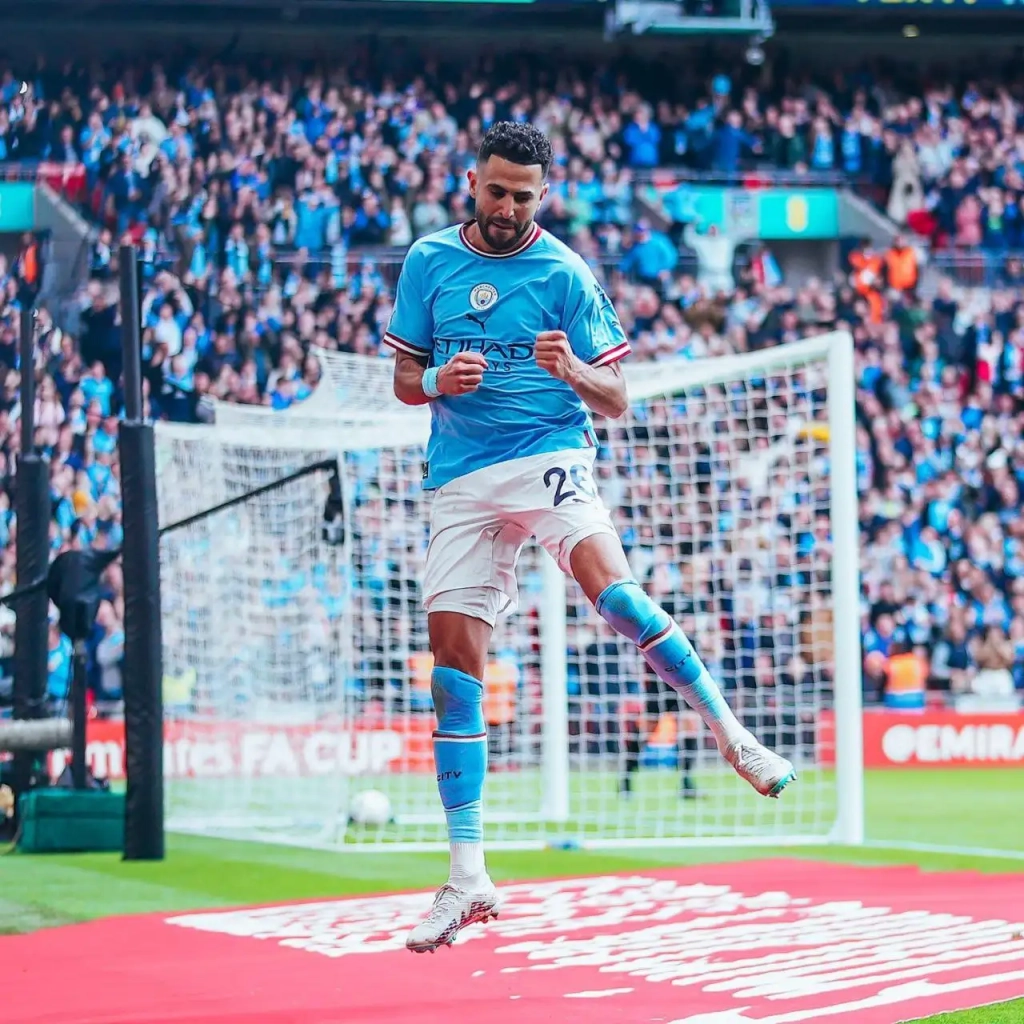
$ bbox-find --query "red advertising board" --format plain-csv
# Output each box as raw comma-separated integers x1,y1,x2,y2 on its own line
53,709,1024,782
819,709,1024,768
47,715,437,783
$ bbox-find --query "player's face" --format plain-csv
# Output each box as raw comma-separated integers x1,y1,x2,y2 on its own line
469,156,548,252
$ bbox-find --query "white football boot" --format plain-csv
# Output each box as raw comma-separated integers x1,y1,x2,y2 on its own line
405,881,501,954
723,732,796,798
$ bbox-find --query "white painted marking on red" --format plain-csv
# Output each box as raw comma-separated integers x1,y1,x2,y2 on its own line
164,871,1024,1023
565,988,635,999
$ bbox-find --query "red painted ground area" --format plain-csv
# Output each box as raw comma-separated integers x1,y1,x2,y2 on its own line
6,860,1024,1024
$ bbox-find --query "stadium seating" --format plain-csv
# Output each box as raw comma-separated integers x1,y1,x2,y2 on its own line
0,53,1021,718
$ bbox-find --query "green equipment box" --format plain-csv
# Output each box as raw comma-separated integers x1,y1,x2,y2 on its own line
18,789,125,853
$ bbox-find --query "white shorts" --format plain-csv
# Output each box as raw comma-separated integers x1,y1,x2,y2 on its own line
423,448,617,626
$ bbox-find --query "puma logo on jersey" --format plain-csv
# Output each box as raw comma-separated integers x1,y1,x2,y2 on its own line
464,312,492,331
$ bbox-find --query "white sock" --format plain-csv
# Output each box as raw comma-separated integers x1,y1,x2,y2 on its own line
448,841,487,889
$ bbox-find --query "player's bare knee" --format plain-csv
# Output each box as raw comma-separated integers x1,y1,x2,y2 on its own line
432,643,486,680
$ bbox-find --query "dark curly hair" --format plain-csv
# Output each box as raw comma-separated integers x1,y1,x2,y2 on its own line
478,121,553,178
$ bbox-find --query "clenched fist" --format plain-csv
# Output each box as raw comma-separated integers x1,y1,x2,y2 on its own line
437,351,488,395
535,331,580,382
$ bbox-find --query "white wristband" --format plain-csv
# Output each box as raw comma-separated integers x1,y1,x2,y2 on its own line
422,366,441,399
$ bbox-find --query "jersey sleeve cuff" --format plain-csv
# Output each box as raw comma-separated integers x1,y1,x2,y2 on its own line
384,331,431,358
589,342,632,368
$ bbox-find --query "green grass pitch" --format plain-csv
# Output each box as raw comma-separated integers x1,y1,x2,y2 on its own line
3,767,1023,1024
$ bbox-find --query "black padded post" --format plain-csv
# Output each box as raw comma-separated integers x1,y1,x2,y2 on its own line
118,245,165,860
11,305,50,818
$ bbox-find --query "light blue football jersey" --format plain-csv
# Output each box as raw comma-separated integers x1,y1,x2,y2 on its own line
384,222,631,490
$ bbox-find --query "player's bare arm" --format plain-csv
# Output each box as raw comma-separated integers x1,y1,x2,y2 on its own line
534,330,629,419
393,350,488,405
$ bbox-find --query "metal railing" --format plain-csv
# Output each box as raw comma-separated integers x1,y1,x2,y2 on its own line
926,249,1024,290
0,161,46,183
3,160,853,210
143,240,706,292
633,166,850,189
0,160,89,204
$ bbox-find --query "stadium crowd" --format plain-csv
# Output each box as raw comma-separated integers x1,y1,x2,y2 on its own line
0,50,1021,740
3,51,1024,261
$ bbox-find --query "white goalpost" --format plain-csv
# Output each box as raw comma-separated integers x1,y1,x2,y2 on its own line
153,331,863,850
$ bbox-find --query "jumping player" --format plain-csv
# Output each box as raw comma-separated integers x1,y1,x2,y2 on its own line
386,122,795,954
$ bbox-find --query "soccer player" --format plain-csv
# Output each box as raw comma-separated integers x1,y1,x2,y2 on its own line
387,122,795,954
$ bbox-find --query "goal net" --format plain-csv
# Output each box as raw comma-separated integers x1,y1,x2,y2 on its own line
154,332,862,850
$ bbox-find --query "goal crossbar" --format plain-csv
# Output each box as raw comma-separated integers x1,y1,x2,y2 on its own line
194,333,849,452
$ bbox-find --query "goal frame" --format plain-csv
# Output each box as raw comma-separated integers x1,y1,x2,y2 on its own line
156,331,864,851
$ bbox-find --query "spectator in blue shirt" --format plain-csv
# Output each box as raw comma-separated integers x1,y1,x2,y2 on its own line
622,108,661,169
619,221,678,286
79,362,114,416
711,111,761,174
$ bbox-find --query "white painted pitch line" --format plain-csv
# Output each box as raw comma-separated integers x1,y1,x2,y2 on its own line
860,840,1024,862
565,988,636,999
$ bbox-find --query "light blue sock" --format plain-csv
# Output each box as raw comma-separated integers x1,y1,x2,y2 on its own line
431,666,487,844
595,578,745,748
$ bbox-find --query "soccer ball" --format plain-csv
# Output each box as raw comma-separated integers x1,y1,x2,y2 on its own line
348,788,393,827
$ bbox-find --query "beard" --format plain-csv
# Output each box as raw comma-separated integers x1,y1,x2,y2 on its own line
477,213,532,252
